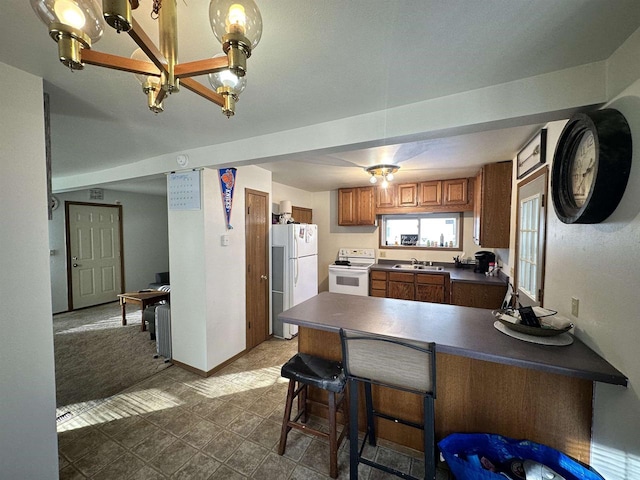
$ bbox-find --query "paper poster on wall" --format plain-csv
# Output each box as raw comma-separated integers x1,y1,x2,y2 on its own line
219,168,237,230
168,170,201,210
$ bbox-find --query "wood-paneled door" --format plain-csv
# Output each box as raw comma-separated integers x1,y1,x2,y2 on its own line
245,189,270,350
66,202,124,310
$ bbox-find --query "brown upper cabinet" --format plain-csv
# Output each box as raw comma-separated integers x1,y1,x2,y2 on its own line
418,181,442,207
376,184,396,208
340,176,474,225
473,161,512,248
292,206,312,224
338,187,376,226
443,178,469,205
375,177,473,214
397,183,418,207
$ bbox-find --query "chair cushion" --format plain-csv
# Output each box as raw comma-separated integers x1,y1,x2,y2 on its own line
281,353,346,393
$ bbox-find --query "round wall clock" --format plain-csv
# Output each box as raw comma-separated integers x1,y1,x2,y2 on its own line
551,109,632,224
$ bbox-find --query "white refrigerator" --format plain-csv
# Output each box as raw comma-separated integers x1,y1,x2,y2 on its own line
272,224,318,339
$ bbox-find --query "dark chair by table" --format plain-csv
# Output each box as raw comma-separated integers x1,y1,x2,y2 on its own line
340,328,437,480
148,271,170,291
278,353,349,478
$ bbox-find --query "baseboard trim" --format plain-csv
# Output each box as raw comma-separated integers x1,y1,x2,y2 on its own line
172,349,248,378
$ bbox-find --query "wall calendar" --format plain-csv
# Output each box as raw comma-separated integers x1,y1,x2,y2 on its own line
168,170,201,210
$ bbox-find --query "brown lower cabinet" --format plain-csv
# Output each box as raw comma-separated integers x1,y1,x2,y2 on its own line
415,274,447,303
370,270,448,304
450,281,507,309
371,270,506,308
388,272,415,300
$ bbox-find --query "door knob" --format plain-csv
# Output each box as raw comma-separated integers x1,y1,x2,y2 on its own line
260,275,268,280
73,263,80,267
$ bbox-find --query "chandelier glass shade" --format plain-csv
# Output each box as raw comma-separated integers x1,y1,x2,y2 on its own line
30,0,262,117
209,53,247,117
366,164,400,188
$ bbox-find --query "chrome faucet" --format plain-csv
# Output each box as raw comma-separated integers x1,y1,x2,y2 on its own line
411,258,419,265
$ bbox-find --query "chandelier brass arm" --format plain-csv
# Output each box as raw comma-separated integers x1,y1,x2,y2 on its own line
80,50,161,76
79,46,230,109
80,7,230,109
180,78,225,106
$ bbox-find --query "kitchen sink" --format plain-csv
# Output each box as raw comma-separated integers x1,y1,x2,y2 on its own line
392,264,444,271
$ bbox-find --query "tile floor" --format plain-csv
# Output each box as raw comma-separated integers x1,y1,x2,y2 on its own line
57,337,452,479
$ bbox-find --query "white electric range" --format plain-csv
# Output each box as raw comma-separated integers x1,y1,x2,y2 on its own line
328,248,376,296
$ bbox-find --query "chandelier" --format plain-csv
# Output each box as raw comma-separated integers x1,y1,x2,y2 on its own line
30,0,262,117
366,164,400,188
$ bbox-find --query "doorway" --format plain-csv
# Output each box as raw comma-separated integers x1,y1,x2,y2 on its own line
515,168,548,307
65,202,124,310
245,189,270,350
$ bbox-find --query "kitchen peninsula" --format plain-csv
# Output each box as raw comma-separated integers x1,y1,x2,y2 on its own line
278,292,627,464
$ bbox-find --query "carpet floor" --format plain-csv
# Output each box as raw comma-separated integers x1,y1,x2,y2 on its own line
54,302,172,417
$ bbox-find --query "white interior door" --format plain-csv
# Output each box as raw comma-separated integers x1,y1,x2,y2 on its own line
67,203,123,309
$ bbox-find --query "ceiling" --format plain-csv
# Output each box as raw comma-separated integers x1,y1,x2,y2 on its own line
3,1,640,194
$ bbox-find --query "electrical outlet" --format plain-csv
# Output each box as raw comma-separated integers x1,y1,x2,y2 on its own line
379,250,386,258
571,297,579,317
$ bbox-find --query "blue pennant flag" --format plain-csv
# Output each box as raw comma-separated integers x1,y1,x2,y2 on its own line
219,168,237,230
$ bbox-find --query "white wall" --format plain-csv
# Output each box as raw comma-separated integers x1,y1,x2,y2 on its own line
535,98,640,480
501,39,640,475
0,62,59,478
49,189,169,313
169,166,272,372
272,182,314,213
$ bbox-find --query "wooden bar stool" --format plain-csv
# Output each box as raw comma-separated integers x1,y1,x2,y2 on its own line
278,352,349,478
340,328,437,480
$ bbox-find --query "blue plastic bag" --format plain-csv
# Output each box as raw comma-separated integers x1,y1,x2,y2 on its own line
438,433,604,480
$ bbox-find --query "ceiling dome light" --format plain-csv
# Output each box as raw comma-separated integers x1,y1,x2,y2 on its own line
365,164,400,187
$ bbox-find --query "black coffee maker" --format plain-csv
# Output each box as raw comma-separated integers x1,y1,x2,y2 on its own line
474,251,496,273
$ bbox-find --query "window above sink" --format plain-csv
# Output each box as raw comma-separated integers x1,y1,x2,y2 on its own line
380,213,461,250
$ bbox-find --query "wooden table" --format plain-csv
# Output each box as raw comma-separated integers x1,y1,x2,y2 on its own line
117,291,170,331
279,292,627,463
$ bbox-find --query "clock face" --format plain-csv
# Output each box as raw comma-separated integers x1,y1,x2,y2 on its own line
569,131,596,208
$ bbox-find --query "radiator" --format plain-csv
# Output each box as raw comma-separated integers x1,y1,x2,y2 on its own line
155,304,172,360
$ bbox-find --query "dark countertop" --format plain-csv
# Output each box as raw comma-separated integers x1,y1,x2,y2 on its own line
279,292,627,386
370,262,507,285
